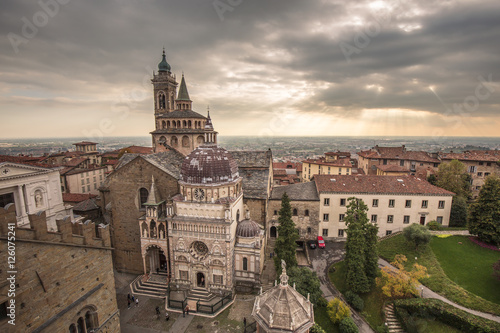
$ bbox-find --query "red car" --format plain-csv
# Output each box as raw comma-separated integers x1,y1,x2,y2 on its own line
317,236,326,249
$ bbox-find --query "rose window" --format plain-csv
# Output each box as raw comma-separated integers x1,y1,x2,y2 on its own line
189,241,209,260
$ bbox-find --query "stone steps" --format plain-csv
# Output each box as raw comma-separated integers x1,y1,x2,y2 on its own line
384,304,405,333
187,288,217,303
130,275,167,299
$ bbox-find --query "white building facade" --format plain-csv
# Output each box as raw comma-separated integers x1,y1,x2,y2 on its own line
314,175,454,238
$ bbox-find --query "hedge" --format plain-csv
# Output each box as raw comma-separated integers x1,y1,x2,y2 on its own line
393,298,500,333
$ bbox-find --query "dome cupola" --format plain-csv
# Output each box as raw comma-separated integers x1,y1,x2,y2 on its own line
158,49,171,72
180,145,239,185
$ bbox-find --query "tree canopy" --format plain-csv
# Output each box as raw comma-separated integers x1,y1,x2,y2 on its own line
468,175,500,245
403,223,432,250
436,159,472,199
288,266,323,306
344,197,379,293
274,192,299,272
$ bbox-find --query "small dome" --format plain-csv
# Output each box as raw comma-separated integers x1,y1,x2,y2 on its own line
181,145,239,185
158,50,171,72
236,219,261,238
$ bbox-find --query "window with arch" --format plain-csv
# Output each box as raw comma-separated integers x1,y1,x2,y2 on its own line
188,120,192,128
183,120,187,127
177,120,181,128
182,136,190,147
293,208,298,216
243,257,248,271
159,136,166,144
158,92,166,109
305,209,309,216
171,136,178,146
307,227,312,234
139,188,149,209
77,317,85,333
172,121,177,128
167,120,171,128
69,324,77,333
162,121,166,129
150,220,157,238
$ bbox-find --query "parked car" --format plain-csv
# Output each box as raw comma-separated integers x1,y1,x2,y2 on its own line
308,240,317,249
317,236,326,249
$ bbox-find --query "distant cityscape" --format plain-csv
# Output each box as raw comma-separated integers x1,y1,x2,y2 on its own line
1,136,499,162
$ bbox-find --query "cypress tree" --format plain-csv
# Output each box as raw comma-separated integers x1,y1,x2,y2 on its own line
274,192,299,272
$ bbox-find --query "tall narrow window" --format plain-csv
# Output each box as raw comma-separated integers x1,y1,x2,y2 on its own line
139,188,149,209
293,208,298,216
243,257,248,271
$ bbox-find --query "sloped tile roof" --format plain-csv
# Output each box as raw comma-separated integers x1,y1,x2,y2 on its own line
375,165,410,172
115,150,185,179
314,175,454,196
230,150,272,168
72,198,99,212
271,181,319,201
62,193,97,203
440,150,500,162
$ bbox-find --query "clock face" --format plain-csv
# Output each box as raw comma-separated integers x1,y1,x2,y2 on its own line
194,188,205,201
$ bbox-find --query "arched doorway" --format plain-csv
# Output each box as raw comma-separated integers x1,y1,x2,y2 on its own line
270,226,277,238
197,272,205,288
144,245,168,275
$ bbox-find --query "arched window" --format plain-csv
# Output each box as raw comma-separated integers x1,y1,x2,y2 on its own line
85,311,93,331
293,208,298,216
182,136,190,147
150,220,157,238
305,209,309,216
162,121,166,129
69,324,77,333
171,136,178,146
307,227,312,234
139,188,149,209
188,120,192,128
177,120,181,128
77,317,85,333
243,257,248,271
159,136,166,144
172,121,177,128
183,120,187,127
167,120,170,128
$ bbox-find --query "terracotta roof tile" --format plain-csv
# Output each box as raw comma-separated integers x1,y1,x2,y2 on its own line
314,175,454,195
375,165,410,172
62,193,97,203
439,150,500,162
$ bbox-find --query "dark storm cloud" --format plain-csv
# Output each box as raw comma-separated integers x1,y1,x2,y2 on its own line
0,0,499,137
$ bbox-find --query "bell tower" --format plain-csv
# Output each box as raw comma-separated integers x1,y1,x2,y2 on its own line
152,49,177,115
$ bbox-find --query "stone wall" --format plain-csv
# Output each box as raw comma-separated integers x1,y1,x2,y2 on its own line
267,199,320,241
106,157,179,274
0,205,119,333
245,198,266,227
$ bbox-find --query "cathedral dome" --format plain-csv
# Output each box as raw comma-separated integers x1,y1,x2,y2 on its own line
236,219,261,238
180,145,239,185
158,50,171,72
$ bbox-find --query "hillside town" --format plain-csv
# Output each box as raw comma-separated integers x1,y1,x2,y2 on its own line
1,50,499,333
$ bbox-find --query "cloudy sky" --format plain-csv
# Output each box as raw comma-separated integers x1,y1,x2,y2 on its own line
1,0,499,139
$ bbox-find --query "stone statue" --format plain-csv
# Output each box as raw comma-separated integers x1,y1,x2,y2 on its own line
281,259,286,273
34,190,43,208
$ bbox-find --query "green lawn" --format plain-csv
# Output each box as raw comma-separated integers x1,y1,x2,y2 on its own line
314,306,340,333
329,261,385,329
430,236,500,305
378,234,500,315
415,317,463,333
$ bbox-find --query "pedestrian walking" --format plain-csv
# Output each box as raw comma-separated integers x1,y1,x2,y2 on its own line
127,299,131,309
127,293,131,301
185,305,190,315
135,297,139,307
131,295,135,302
156,306,161,319
165,311,170,321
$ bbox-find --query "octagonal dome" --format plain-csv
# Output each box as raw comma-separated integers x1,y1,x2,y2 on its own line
181,145,239,185
236,219,261,238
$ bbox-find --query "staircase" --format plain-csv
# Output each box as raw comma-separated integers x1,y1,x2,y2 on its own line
187,288,217,303
130,273,168,299
384,303,405,333
261,238,277,292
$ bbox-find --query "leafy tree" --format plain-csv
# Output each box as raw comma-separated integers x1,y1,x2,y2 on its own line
427,174,437,185
344,198,379,293
274,192,299,272
288,266,322,306
339,317,359,333
403,224,431,251
468,175,500,245
436,160,472,199
344,290,364,311
310,323,326,333
449,195,468,227
327,298,351,324
376,254,428,299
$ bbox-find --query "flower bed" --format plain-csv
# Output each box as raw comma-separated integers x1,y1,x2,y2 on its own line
469,237,500,252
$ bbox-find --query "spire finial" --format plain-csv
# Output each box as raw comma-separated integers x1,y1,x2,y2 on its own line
207,105,210,117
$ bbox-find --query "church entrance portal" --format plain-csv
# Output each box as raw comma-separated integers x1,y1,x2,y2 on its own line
270,226,277,238
144,246,168,275
197,272,205,288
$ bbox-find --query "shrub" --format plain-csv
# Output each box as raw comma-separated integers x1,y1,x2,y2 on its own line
375,325,389,333
327,298,351,324
344,290,364,311
427,220,441,231
310,323,326,333
317,296,328,308
393,298,500,333
339,316,359,333
403,224,431,250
